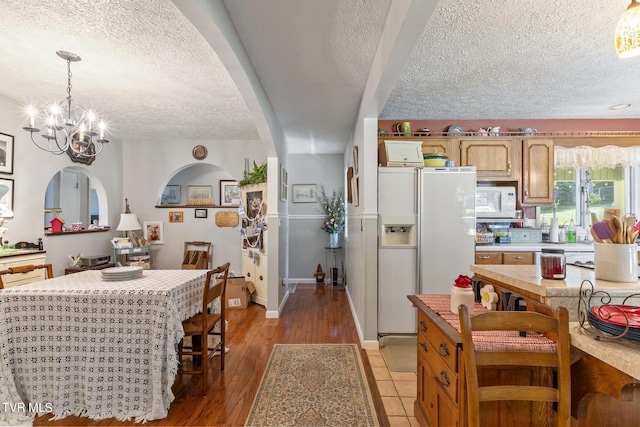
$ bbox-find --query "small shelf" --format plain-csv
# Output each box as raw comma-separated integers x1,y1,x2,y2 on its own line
477,219,524,224
45,228,110,236
154,205,239,209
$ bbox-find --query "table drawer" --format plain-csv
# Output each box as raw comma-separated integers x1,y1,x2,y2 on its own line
418,310,429,339
426,340,458,403
475,252,502,264
425,320,458,374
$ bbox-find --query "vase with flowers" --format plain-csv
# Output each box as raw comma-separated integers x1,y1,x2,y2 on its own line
318,186,346,248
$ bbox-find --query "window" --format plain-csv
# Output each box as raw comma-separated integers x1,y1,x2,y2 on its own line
539,164,634,229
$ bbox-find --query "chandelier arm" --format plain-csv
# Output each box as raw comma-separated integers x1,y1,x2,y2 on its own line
28,131,65,155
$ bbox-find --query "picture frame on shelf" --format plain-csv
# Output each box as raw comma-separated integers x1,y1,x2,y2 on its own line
161,185,181,205
0,133,14,175
194,208,208,218
168,211,183,223
219,180,240,206
186,185,214,206
0,177,14,213
143,221,163,244
292,184,317,203
245,189,264,219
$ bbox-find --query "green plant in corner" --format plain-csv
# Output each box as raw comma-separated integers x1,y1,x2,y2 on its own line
239,161,267,187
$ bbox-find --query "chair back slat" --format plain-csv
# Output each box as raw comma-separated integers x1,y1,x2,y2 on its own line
0,263,54,289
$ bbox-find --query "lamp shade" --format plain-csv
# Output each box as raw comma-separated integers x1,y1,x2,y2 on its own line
116,213,141,231
615,0,640,58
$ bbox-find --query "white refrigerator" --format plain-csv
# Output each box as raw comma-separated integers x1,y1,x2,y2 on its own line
378,167,476,334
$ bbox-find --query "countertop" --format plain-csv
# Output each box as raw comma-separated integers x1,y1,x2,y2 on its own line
476,242,595,252
570,322,640,381
0,249,46,258
470,264,640,298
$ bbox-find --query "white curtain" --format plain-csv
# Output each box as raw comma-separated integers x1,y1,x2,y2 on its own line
555,145,640,168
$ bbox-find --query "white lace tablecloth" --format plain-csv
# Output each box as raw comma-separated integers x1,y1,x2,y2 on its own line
0,269,209,424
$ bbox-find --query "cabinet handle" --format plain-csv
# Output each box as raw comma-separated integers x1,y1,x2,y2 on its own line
419,342,428,353
439,342,450,358
419,320,427,332
508,161,512,173
259,275,263,281
525,188,529,198
478,256,490,260
247,272,251,277
511,255,524,260
438,371,451,388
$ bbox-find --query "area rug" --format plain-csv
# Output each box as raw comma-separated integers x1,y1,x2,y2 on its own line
245,344,379,426
380,336,417,372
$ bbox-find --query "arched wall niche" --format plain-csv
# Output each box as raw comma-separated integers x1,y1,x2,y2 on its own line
157,163,236,206
44,166,109,231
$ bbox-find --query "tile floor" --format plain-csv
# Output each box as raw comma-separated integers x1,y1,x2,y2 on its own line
366,349,419,426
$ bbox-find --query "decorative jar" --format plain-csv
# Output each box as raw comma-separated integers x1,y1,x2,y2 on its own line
450,275,475,313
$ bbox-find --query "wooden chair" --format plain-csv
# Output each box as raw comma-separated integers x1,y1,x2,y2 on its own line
0,263,54,289
182,241,212,270
178,262,229,396
458,305,571,427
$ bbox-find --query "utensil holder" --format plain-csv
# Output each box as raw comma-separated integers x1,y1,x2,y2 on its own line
594,243,638,282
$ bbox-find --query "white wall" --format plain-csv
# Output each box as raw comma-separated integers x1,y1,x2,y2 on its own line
288,153,344,282
121,139,266,278
0,93,123,277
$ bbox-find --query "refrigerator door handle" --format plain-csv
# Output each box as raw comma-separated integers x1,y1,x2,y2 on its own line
415,169,422,295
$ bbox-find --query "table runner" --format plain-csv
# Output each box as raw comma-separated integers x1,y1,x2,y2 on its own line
0,269,208,424
416,294,557,353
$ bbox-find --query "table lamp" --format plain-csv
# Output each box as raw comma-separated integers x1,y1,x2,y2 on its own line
116,198,141,242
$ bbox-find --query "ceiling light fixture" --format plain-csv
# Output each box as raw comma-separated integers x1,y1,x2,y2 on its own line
609,103,631,110
615,0,640,58
22,51,109,157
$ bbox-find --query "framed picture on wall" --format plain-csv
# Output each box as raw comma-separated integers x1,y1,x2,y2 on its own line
168,211,183,223
292,184,317,203
186,185,214,206
0,178,14,214
161,185,181,204
220,180,240,206
143,221,163,244
0,133,14,175
194,208,208,218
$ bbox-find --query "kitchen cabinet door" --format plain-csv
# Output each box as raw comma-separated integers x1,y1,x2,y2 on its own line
421,138,459,165
475,251,502,264
241,249,267,306
502,251,534,265
522,138,554,206
460,139,520,179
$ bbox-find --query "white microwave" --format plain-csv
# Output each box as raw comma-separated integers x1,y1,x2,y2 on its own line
476,186,517,218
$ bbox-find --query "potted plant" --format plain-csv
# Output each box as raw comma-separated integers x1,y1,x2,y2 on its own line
238,161,267,188
318,186,346,248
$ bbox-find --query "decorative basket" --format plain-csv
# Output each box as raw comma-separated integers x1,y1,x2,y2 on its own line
475,232,495,245
215,211,239,228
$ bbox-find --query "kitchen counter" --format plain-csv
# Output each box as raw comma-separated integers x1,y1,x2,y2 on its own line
470,264,640,320
475,242,594,252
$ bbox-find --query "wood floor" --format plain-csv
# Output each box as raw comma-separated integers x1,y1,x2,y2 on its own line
36,284,387,426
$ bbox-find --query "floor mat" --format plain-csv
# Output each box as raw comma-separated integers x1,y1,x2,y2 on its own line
380,336,417,372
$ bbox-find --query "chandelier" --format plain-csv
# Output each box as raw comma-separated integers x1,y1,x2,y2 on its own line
22,51,109,157
615,0,640,58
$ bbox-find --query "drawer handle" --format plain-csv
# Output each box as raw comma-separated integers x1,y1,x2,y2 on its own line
259,275,263,281
419,320,427,332
419,342,428,353
247,272,251,277
478,256,491,260
439,342,450,358
438,371,451,388
512,255,524,260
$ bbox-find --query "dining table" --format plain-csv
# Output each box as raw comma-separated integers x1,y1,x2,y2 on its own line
0,269,212,425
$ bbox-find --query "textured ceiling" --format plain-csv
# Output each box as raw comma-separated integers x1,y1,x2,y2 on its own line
0,1,638,154
380,0,640,120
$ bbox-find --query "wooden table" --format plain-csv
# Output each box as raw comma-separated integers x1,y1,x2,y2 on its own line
0,269,210,424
